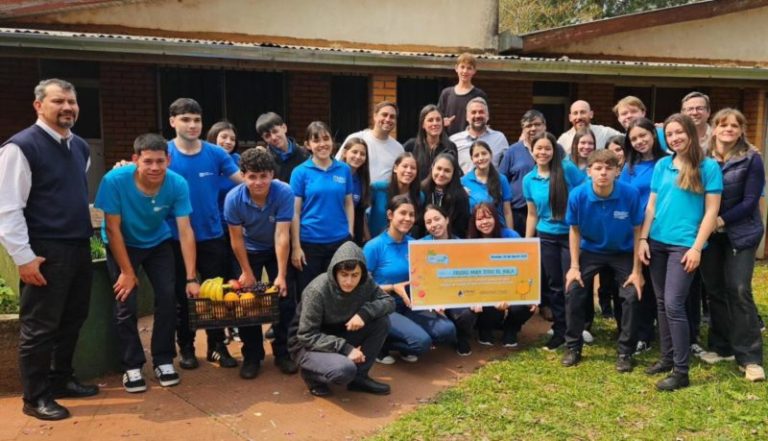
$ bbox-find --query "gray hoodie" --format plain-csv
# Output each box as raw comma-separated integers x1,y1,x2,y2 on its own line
288,241,395,356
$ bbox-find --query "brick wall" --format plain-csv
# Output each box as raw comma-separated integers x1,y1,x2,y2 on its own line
0,58,39,141
100,62,158,165
286,72,331,144
574,83,616,129
370,74,397,138
474,78,533,142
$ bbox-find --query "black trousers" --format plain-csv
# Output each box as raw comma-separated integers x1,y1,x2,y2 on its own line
295,238,349,302
19,239,92,403
106,241,176,370
565,251,639,355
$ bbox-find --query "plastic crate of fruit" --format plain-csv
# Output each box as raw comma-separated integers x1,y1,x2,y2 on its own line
188,278,279,330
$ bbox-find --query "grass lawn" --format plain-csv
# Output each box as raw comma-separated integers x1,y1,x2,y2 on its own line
0,245,19,296
371,262,768,441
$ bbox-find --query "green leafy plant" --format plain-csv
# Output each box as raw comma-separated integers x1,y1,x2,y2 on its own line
0,277,19,314
90,235,106,260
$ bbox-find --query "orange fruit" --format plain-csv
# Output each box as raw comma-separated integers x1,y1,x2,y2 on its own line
239,292,256,316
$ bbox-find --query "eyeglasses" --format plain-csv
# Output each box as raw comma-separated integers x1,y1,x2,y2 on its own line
682,106,708,113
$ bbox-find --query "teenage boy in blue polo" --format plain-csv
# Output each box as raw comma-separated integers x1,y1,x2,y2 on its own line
166,98,244,370
224,148,296,378
562,149,645,372
95,133,197,393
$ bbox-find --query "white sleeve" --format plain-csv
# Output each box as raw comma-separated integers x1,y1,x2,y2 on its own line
0,143,35,265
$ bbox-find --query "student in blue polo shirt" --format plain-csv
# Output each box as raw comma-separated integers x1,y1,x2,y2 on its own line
95,133,196,393
460,140,513,228
561,149,644,372
638,113,722,392
290,121,354,299
620,117,669,354
224,147,297,379
523,132,585,351
165,98,243,371
368,152,423,237
364,195,456,364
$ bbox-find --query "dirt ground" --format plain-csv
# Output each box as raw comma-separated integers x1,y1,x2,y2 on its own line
0,314,550,441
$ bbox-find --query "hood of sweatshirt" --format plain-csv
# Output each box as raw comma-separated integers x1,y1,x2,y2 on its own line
326,240,369,293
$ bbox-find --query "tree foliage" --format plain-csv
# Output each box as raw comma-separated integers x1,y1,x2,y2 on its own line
500,0,703,34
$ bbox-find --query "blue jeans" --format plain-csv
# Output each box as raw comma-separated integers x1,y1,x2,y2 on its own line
649,240,695,374
386,299,456,355
700,232,762,366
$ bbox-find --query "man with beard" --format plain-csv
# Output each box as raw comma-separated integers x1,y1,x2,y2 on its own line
0,79,98,420
558,100,621,155
450,97,509,173
337,101,403,182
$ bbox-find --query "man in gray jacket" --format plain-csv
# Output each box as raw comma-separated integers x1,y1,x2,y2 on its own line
288,241,395,396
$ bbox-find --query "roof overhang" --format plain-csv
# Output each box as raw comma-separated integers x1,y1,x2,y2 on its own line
1,27,768,86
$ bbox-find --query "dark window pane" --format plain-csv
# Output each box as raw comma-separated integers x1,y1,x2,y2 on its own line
655,87,707,122
330,76,368,143
40,59,99,79
396,77,443,143
533,81,570,97
159,68,223,139
533,103,567,138
225,71,285,143
74,86,101,139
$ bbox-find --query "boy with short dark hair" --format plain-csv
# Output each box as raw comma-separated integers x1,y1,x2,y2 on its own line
95,133,197,392
437,53,488,136
288,241,395,397
255,112,309,183
562,149,645,372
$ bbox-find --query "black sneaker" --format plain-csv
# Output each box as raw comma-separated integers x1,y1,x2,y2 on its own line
502,332,518,348
656,372,690,391
347,376,391,395
644,360,674,375
477,329,495,346
456,338,472,356
207,343,238,368
616,354,633,373
122,368,147,393
154,364,180,387
561,348,581,367
543,335,565,351
179,347,199,370
275,356,299,375
300,370,331,396
240,359,261,379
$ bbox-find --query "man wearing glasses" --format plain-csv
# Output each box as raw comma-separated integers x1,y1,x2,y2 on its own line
680,91,712,151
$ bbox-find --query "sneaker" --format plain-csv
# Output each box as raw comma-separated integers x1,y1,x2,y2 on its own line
178,346,199,370
375,355,396,365
300,370,331,397
656,372,690,391
122,369,147,393
154,364,180,387
758,316,766,333
645,360,674,375
616,354,633,373
207,343,238,368
274,356,299,375
546,328,554,337
240,359,261,379
231,327,241,342
690,343,705,358
634,341,651,356
400,354,419,363
502,332,518,348
543,335,565,351
561,348,581,367
699,351,735,365
477,330,495,346
740,364,766,382
456,338,472,356
582,330,594,344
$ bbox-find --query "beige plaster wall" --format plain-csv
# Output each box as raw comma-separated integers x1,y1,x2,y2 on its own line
540,6,768,64
25,0,498,50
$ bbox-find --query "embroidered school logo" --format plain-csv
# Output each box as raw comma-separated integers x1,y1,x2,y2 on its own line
332,176,346,184
198,172,215,178
613,210,629,220
153,205,169,213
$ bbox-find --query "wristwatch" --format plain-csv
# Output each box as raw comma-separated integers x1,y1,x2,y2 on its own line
186,277,200,284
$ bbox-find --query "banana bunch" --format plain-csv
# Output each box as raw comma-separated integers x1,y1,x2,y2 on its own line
199,277,229,301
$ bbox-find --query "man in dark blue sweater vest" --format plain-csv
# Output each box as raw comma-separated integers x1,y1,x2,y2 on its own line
0,79,99,420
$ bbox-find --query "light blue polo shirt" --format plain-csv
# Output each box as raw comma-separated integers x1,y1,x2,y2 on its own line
363,231,412,285
290,158,354,243
619,159,659,210
461,169,513,227
167,140,239,241
223,180,294,253
522,160,586,235
566,180,643,254
649,156,723,248
95,164,192,249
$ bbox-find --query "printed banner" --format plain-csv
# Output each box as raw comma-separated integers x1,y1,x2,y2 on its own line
408,238,541,310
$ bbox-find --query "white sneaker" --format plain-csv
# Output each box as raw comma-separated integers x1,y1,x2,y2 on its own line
582,330,594,344
546,329,554,337
375,355,396,365
690,343,705,358
741,364,766,382
400,354,419,363
154,364,180,387
634,341,651,355
699,351,735,365
122,368,147,393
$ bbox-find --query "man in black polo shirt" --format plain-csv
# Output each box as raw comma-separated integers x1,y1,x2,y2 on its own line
0,79,98,420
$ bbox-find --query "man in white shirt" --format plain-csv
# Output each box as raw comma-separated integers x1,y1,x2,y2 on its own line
558,100,621,155
449,97,509,173
336,101,403,182
681,91,712,151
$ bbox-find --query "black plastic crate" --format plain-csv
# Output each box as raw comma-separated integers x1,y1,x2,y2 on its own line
188,292,279,330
